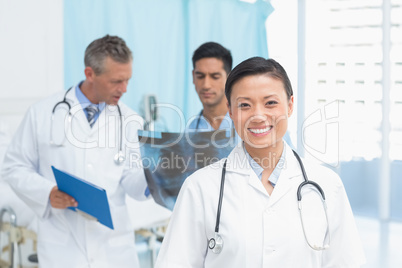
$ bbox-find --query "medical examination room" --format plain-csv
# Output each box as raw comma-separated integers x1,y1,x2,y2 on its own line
0,0,401,267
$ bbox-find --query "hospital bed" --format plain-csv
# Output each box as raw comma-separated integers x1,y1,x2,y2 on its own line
128,197,172,267
0,207,37,268
0,199,170,268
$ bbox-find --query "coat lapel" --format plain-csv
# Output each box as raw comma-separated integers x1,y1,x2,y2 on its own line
226,143,304,206
66,88,116,135
266,144,303,207
94,103,114,130
226,144,250,177
66,87,92,134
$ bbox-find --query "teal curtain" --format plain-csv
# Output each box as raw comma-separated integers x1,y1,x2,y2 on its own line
64,0,273,131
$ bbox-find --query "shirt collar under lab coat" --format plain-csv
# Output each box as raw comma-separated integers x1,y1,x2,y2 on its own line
64,83,112,132
75,81,106,113
223,142,303,205
244,142,286,187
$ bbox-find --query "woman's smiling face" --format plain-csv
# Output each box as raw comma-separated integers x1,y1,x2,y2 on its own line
229,74,294,151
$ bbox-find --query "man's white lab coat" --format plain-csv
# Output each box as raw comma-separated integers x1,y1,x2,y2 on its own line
2,88,147,268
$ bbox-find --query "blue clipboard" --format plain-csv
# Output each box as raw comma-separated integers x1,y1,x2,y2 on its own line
51,166,114,229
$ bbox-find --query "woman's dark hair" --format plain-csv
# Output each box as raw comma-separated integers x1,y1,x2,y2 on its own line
225,57,293,106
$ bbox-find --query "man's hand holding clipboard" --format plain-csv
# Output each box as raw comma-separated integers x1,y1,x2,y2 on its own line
49,186,78,209
51,166,114,229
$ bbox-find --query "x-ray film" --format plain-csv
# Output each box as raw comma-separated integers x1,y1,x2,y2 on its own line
138,130,237,210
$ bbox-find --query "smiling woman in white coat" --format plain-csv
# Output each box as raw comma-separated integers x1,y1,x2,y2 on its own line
155,57,366,267
1,35,148,268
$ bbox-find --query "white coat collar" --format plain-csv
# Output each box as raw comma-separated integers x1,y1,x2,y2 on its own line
268,144,303,206
225,142,303,205
64,84,114,132
225,141,300,177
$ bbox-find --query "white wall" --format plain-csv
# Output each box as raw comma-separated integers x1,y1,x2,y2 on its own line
266,0,298,145
0,0,64,137
0,2,63,261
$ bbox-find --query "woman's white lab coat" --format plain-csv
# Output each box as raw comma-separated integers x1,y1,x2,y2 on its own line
155,143,366,268
1,88,148,268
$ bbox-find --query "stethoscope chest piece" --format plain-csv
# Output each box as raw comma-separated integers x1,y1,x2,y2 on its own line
208,232,223,254
114,151,125,165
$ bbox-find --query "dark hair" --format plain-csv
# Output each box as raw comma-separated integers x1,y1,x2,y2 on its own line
225,57,293,106
84,35,133,75
192,42,232,75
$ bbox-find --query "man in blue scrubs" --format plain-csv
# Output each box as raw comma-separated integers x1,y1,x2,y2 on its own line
187,42,234,132
187,42,293,147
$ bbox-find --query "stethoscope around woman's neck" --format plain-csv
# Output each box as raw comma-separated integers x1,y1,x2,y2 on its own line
50,87,125,165
208,149,330,254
